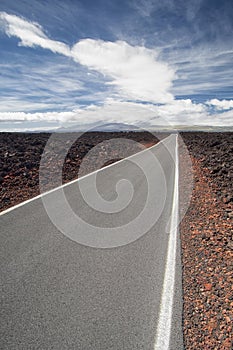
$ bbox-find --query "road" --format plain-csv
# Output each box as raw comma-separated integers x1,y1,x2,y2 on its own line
0,134,183,350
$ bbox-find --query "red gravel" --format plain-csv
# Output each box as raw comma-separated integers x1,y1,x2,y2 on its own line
180,132,233,350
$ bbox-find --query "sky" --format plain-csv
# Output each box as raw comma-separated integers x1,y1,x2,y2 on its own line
0,0,233,131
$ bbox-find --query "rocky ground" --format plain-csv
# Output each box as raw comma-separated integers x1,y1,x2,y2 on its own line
0,131,161,211
180,132,233,350
0,131,232,349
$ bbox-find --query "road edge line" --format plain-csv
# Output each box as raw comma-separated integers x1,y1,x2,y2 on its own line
154,134,179,350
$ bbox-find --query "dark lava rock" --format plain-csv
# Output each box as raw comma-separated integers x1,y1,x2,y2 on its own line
181,132,233,202
0,131,163,211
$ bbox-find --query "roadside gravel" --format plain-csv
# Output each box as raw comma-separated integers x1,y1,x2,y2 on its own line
180,132,233,350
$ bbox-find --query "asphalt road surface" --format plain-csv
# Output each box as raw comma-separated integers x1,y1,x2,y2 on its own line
0,134,183,350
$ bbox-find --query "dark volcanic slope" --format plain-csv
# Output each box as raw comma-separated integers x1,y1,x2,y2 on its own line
181,132,233,203
0,131,160,211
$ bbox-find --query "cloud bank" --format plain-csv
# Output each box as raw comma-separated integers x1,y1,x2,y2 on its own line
1,99,233,132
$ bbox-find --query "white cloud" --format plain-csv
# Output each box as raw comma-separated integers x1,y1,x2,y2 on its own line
206,99,233,110
71,39,175,103
214,109,233,124
0,111,75,122
0,12,71,56
155,98,206,117
0,12,175,104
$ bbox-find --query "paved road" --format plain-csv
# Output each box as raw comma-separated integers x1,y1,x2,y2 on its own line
0,134,183,349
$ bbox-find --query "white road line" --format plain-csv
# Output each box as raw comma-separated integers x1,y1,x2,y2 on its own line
0,134,173,216
154,134,179,350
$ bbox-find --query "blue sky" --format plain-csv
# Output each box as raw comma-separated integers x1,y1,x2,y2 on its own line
0,0,233,131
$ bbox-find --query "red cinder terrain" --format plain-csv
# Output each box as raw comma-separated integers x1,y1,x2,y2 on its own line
180,132,233,350
0,131,232,349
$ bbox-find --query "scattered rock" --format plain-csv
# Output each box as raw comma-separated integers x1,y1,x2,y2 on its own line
224,196,233,204
204,283,213,291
